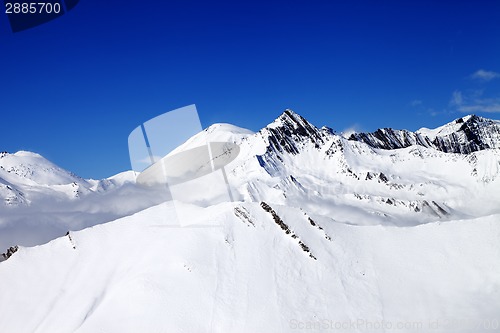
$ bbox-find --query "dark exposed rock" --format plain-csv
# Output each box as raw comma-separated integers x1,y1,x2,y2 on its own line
234,206,255,227
348,115,500,154
308,217,332,241
66,231,76,249
261,110,325,156
1,245,19,261
260,202,317,260
431,201,449,216
349,128,432,150
260,201,292,235
378,173,389,183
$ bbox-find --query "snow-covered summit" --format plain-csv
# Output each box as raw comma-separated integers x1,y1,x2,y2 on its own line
0,150,84,186
258,109,326,155
0,151,166,250
168,123,254,156
417,114,500,153
417,115,476,139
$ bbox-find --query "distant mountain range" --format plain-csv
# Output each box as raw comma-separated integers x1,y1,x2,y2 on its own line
349,114,500,153
2,111,500,249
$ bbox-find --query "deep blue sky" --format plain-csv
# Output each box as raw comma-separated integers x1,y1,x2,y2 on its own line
1,0,500,179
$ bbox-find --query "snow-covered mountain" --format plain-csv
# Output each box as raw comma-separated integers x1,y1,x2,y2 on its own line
0,151,171,251
1,111,499,332
229,110,500,223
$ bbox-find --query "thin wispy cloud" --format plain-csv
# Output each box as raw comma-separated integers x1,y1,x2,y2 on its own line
410,100,422,107
458,100,500,113
450,90,500,113
428,109,443,117
449,90,463,106
470,69,500,82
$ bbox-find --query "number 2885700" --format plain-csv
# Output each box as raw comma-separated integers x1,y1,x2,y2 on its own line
5,2,62,14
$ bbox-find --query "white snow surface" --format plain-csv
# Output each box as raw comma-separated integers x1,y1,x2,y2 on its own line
1,202,499,332
1,112,500,332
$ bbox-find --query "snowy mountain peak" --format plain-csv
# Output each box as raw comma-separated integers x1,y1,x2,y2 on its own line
167,123,254,156
1,150,45,159
11,150,43,158
261,110,326,155
417,114,485,139
422,114,500,153
0,150,84,186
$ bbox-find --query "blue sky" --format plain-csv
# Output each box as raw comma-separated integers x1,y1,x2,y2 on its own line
1,0,500,179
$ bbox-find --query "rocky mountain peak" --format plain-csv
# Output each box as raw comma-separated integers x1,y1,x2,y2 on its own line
430,114,500,153
261,110,326,155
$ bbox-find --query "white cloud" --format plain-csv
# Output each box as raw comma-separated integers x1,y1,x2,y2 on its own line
471,69,500,82
458,103,500,113
449,90,463,106
448,90,500,113
428,109,439,117
410,100,422,107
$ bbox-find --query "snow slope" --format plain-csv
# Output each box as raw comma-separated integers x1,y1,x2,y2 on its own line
0,202,499,332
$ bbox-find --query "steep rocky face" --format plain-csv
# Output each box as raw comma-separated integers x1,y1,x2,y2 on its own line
432,115,500,153
0,245,18,262
348,115,500,154
348,128,433,150
244,110,500,227
259,109,326,156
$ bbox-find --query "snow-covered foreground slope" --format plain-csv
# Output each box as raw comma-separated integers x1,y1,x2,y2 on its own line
1,201,499,332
